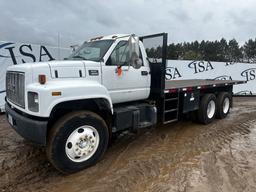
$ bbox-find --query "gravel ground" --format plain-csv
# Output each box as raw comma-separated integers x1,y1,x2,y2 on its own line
0,97,256,192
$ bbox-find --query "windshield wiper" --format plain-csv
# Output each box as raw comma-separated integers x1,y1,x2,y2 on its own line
71,55,87,60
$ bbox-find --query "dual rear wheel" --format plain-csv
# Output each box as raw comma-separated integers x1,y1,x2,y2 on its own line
197,92,231,124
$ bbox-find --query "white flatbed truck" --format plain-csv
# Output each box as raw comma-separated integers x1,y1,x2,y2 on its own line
5,33,245,173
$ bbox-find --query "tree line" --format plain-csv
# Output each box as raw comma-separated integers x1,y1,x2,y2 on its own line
147,38,256,63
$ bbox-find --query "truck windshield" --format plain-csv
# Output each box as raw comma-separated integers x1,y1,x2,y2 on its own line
66,40,113,62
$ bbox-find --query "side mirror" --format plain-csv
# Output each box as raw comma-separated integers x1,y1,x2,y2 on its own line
128,35,142,69
133,58,143,69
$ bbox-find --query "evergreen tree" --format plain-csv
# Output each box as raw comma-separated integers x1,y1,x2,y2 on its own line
219,38,229,61
243,39,256,63
228,39,242,62
147,37,256,63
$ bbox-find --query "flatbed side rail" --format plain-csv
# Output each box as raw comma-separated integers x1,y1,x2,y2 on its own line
164,80,247,93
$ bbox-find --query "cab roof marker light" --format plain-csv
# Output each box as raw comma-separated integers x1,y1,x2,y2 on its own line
90,36,103,41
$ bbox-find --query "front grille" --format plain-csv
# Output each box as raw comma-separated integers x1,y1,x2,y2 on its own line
6,71,25,108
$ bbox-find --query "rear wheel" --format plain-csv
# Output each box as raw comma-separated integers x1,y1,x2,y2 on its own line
46,111,109,173
197,94,217,124
216,92,231,119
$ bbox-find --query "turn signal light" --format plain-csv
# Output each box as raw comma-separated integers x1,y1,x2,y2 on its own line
52,91,62,96
38,74,46,84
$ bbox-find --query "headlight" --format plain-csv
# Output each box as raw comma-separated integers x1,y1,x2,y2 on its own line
28,92,39,112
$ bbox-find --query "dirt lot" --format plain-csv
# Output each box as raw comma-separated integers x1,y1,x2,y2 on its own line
0,97,256,192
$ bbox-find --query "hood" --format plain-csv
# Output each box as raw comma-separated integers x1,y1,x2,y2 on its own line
7,60,100,80
48,60,86,78
48,60,101,79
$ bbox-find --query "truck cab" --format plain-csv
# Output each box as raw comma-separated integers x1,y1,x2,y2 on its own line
5,34,157,173
6,34,150,116
5,33,245,173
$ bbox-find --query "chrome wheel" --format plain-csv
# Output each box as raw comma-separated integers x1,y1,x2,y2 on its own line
223,97,230,114
207,100,216,119
65,126,100,162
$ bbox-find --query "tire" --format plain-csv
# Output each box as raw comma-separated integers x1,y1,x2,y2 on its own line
216,92,231,119
197,94,217,124
46,111,109,174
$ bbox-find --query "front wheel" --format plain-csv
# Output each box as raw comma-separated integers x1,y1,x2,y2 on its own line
46,111,109,173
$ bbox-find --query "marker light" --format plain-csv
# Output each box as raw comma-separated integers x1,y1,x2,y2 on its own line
52,91,62,96
90,36,103,41
39,74,46,84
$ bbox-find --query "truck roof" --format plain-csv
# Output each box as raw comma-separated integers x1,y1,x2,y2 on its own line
90,34,130,41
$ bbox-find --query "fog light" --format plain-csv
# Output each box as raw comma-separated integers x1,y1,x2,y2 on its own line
28,92,39,112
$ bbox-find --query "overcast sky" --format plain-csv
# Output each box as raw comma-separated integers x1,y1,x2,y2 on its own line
1,0,256,47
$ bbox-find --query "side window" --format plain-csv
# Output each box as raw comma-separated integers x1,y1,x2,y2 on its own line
107,41,129,66
106,40,144,66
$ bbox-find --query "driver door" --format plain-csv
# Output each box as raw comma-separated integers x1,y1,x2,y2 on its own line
102,40,150,104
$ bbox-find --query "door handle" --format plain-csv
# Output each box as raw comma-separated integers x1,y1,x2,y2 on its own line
141,71,149,76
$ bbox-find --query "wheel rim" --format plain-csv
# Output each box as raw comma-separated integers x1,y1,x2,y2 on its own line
223,97,230,114
207,100,216,119
65,126,100,162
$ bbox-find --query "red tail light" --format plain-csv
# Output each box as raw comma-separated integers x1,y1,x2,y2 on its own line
169,89,177,93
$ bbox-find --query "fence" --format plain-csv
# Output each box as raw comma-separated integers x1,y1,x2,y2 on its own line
166,60,256,95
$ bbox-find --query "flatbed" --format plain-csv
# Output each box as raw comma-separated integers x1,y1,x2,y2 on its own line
165,79,246,91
